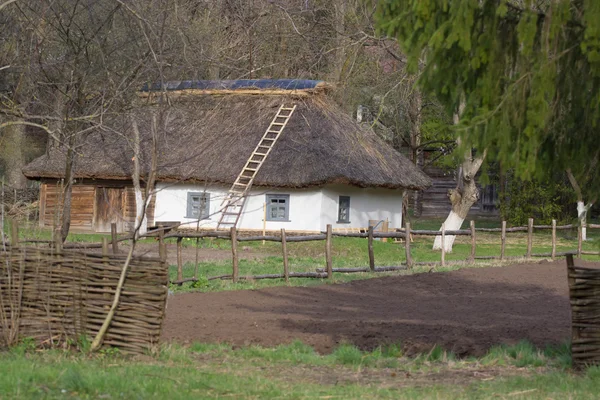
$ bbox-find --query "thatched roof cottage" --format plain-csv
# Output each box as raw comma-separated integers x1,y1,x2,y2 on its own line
23,79,431,233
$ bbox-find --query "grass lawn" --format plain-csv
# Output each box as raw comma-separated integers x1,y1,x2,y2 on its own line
1,339,597,399
165,224,600,293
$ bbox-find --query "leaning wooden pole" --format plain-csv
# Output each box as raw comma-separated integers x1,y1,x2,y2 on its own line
90,240,136,351
368,225,375,271
231,227,239,283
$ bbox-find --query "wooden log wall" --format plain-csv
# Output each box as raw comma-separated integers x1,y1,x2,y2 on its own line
0,243,168,354
39,179,155,233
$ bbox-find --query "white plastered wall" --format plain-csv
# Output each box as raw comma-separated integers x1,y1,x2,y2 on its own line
153,182,403,232
320,185,404,230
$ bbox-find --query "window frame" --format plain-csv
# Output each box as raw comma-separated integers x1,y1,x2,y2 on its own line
186,192,211,220
337,196,351,224
265,194,290,222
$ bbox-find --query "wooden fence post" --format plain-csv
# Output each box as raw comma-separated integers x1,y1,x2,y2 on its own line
102,238,110,306
405,222,412,269
577,223,583,258
10,220,19,246
176,237,183,282
111,223,118,254
368,225,375,271
158,230,166,268
526,218,533,259
326,224,333,279
441,223,446,267
551,219,556,261
231,228,238,283
500,220,506,260
262,203,267,246
281,228,289,283
469,220,476,263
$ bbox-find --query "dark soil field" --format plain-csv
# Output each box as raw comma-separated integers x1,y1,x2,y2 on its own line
162,259,599,356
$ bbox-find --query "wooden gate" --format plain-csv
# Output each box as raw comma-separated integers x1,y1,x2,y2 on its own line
94,187,124,232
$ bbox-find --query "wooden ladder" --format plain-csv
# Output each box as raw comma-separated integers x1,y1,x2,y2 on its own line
216,104,297,231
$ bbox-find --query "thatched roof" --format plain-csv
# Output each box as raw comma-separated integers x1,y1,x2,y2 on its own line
23,80,431,190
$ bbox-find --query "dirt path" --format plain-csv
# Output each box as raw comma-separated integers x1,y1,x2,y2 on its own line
162,260,597,356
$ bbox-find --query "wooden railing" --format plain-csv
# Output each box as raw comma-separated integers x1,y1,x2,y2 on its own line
6,218,599,285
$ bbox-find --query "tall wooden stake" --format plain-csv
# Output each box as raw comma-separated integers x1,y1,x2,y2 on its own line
111,222,118,254
405,222,413,269
368,225,375,271
262,203,267,245
326,224,333,279
158,230,166,268
500,220,506,260
469,220,476,263
526,218,533,259
551,219,557,261
231,227,239,283
281,228,289,283
10,220,19,246
441,223,446,267
577,223,583,258
176,237,183,282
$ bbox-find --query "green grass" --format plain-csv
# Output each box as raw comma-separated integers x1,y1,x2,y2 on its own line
168,227,600,293
0,340,596,399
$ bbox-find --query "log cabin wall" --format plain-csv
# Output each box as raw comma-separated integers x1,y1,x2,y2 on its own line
39,179,155,233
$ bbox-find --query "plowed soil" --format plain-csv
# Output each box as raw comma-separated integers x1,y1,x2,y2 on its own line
162,260,598,356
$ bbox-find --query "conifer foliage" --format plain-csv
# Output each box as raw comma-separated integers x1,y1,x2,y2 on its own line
377,0,600,195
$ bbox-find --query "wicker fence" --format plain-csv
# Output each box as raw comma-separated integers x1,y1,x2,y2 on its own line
0,237,168,354
567,254,600,368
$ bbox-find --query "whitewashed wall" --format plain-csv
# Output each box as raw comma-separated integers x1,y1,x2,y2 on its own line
154,182,403,232
320,185,404,230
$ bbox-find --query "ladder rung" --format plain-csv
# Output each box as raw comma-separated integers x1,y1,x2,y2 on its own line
244,168,257,172
267,129,281,133
272,122,285,126
280,107,295,111
262,138,275,141
253,152,267,156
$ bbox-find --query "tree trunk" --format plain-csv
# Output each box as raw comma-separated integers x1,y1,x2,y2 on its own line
59,136,76,242
131,117,147,238
408,88,423,217
567,169,592,241
433,108,486,252
0,120,28,189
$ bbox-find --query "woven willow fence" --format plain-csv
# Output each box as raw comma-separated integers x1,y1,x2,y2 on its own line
0,242,168,354
567,254,600,368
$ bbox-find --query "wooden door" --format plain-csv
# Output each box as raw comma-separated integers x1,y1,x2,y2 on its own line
94,187,124,232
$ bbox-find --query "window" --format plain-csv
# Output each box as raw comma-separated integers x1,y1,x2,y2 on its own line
186,192,210,219
266,194,290,221
338,196,351,223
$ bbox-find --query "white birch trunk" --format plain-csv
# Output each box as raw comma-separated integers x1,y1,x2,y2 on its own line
577,200,592,241
432,103,486,252
131,117,147,239
134,185,147,237
433,211,465,252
